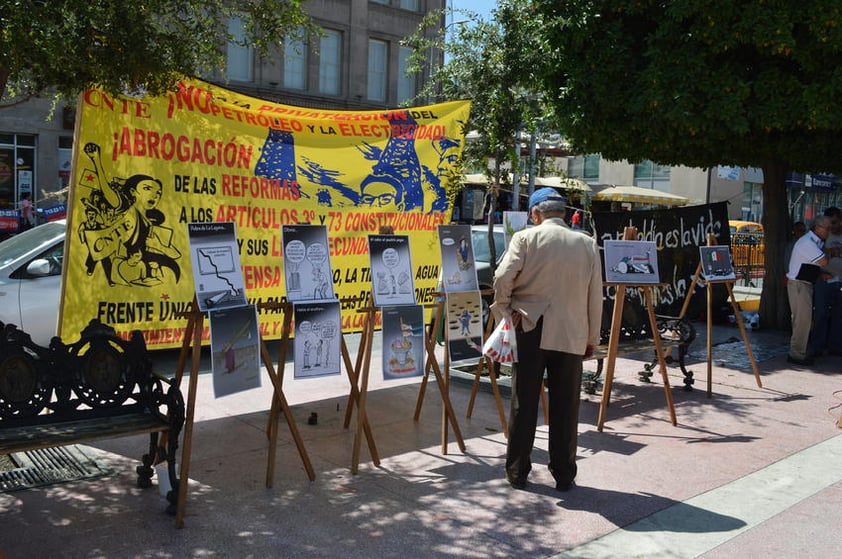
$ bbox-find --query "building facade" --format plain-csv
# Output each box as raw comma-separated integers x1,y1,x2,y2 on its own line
0,0,443,216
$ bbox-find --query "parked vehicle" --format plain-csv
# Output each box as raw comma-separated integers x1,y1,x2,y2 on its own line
729,220,765,282
0,219,66,345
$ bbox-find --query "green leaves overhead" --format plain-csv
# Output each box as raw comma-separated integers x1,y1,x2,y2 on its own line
0,0,315,100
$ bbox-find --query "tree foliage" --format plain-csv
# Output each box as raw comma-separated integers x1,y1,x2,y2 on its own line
404,1,549,264
533,0,842,329
0,0,315,101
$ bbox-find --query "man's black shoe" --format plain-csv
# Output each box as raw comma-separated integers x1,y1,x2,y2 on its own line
506,476,527,490
555,480,574,492
787,355,814,366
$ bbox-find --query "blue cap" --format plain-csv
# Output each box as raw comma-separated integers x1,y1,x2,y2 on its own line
528,187,566,209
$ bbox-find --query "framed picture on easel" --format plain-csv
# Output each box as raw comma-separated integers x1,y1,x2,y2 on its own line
368,234,416,307
603,240,660,283
282,224,335,302
437,224,479,293
699,245,736,280
187,222,248,311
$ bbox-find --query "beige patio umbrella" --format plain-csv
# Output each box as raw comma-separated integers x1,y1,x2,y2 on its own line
533,176,591,193
593,185,688,206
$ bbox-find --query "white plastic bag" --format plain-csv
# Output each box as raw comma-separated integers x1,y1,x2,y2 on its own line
482,316,518,363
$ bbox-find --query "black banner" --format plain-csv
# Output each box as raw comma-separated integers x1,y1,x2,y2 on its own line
593,202,731,322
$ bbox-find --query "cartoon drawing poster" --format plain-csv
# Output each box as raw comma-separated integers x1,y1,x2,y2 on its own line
381,305,425,380
60,78,470,347
699,245,736,280
603,240,661,284
209,305,261,398
445,291,484,361
282,224,335,302
368,234,416,307
293,302,342,379
187,222,248,312
438,224,479,293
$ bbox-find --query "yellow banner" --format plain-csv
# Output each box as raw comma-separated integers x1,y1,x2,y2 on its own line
61,79,470,348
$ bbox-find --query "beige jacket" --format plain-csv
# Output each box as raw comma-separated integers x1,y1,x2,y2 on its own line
491,218,603,355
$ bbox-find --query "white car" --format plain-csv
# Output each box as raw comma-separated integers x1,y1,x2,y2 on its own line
0,219,66,346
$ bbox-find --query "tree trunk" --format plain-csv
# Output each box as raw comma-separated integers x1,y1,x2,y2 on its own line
759,160,791,331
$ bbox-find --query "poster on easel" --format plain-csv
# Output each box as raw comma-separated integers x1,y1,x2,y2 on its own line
381,305,425,380
209,305,262,397
445,291,484,361
438,224,479,293
368,234,416,307
186,222,248,312
293,301,342,379
603,240,660,283
699,245,736,280
282,224,335,302
503,211,529,248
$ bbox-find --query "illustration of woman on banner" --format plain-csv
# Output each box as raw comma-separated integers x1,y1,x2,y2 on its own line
79,142,181,286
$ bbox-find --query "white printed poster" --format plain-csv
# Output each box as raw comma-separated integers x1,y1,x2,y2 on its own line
603,240,660,284
381,305,425,380
445,291,484,361
368,234,416,307
438,223,479,293
293,302,342,379
187,222,248,311
699,245,736,280
282,224,335,302
209,305,261,398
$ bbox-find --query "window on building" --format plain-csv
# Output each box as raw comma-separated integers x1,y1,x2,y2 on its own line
0,134,37,209
583,154,600,180
58,137,73,188
319,30,342,96
634,160,671,191
568,154,600,180
284,34,307,90
400,0,419,10
397,46,416,103
367,39,388,102
226,17,253,82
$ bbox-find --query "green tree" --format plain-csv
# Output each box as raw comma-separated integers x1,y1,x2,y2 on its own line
534,0,842,330
0,0,314,101
405,1,548,265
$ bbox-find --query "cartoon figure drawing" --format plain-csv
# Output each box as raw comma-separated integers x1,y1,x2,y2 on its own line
303,340,312,369
79,142,181,286
456,237,472,271
460,309,472,336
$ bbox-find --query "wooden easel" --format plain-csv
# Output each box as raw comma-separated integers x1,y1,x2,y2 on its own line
404,297,467,454
171,298,314,528
464,308,509,437
340,305,382,474
597,227,677,432
676,234,762,397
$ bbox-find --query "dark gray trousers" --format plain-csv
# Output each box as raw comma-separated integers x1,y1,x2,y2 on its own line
505,317,583,485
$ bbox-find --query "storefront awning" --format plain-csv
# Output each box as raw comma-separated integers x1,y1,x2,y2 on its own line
593,185,688,206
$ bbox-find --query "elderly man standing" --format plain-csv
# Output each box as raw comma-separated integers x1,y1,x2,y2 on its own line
787,215,831,365
492,187,602,491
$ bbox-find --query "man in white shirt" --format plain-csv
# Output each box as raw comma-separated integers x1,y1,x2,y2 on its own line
786,216,831,365
812,207,842,356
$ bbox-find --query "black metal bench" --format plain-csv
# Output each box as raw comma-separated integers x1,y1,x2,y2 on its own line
0,319,184,514
582,313,696,395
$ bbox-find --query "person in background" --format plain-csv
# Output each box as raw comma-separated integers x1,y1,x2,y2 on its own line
492,187,602,492
811,207,842,357
786,216,831,366
19,193,34,231
571,209,582,230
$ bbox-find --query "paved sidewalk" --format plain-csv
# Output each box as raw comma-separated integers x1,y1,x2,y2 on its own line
1,322,841,558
